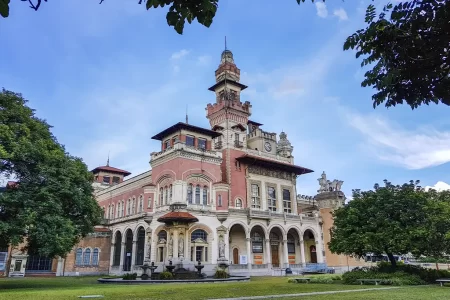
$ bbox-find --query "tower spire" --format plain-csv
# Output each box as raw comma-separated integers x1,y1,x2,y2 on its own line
185,104,189,124
107,151,110,166
225,36,227,51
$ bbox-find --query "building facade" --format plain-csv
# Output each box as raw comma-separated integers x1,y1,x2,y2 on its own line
3,49,363,277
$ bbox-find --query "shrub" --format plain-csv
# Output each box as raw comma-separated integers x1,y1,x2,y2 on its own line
122,273,138,280
214,269,229,279
310,277,334,284
159,271,173,280
342,267,424,286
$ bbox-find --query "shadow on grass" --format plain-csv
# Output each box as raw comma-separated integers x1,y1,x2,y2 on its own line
0,276,100,291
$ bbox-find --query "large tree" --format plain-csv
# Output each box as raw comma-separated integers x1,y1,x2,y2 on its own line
1,1,448,109
0,89,103,258
328,180,450,267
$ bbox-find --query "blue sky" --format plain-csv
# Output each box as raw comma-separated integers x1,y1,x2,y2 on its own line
1,0,450,197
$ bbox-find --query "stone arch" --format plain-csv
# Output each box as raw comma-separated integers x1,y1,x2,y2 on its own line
133,223,149,240
188,223,214,241
268,224,287,239
302,227,318,240
228,220,249,238
286,226,302,239
250,222,268,239
234,196,244,208
155,171,176,184
123,228,134,271
183,169,217,182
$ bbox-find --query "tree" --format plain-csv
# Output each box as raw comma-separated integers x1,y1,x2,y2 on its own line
344,1,449,109
0,89,103,259
328,180,450,267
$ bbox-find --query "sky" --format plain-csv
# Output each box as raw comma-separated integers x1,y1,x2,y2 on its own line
1,0,450,198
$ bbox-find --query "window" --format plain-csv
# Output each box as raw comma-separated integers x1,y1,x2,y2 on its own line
92,248,100,266
217,194,222,207
132,198,136,214
195,185,200,204
158,230,167,242
110,204,115,219
187,184,193,204
202,186,208,205
148,197,152,209
163,139,170,149
103,176,110,184
159,188,163,206
75,248,83,265
83,248,91,266
235,160,241,171
236,198,242,208
112,176,120,184
164,186,168,205
234,133,239,141
172,136,178,145
287,234,295,254
127,199,131,215
121,200,124,216
117,202,121,218
191,229,207,242
198,138,206,150
186,135,195,147
283,189,292,213
267,187,277,212
169,185,173,203
251,184,261,209
251,232,263,253
139,196,143,213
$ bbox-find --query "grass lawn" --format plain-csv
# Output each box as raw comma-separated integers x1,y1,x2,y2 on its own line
0,275,448,300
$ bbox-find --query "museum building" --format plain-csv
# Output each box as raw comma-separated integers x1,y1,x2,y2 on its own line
3,49,361,277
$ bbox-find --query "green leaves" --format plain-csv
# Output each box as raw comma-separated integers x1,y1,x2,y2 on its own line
0,89,103,257
329,180,450,266
0,0,10,18
345,0,450,109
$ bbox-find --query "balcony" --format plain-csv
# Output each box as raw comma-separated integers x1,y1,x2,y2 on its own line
214,141,223,149
151,141,222,165
245,148,291,164
234,140,243,148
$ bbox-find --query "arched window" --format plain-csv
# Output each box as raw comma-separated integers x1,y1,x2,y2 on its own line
164,186,168,205
121,200,124,216
127,199,131,215
187,184,193,204
195,185,200,204
159,188,163,206
83,248,91,265
110,204,115,219
102,207,106,218
117,202,121,218
251,232,263,253
202,186,208,205
191,229,208,242
139,196,143,213
92,248,100,266
158,230,167,242
287,234,295,254
169,185,173,203
75,248,83,265
132,198,136,214
217,195,223,207
236,198,242,208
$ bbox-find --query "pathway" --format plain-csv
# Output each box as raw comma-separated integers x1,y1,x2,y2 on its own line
208,287,402,300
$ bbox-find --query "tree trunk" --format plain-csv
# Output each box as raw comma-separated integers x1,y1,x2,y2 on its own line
386,252,397,268
436,262,439,270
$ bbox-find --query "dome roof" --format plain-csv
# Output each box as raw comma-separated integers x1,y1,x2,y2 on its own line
221,49,234,64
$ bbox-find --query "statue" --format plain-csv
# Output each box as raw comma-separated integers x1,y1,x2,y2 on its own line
168,234,173,257
218,235,226,258
317,172,329,193
336,180,344,191
178,236,184,257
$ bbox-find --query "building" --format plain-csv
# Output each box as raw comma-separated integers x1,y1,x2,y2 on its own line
3,48,364,277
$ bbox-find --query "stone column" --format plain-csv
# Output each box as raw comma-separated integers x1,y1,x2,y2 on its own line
265,239,271,268
283,240,289,268
173,229,179,261
110,243,115,269
246,238,252,270
119,242,125,271
316,241,324,264
300,239,306,267
131,240,137,269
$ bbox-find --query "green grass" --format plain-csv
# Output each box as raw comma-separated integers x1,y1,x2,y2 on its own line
0,275,448,300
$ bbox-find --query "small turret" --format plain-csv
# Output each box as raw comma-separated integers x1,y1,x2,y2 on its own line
276,131,293,158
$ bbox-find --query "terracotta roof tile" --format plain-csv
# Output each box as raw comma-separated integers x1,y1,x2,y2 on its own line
91,166,131,176
157,211,199,223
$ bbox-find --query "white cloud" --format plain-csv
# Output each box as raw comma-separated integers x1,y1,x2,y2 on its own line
315,2,328,18
425,181,450,192
171,49,190,60
197,55,212,66
346,112,450,170
333,8,349,21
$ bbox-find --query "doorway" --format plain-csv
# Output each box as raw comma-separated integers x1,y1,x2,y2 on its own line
233,248,239,264
271,245,279,267
310,245,317,263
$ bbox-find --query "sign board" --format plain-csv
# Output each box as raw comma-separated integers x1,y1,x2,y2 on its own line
239,255,247,265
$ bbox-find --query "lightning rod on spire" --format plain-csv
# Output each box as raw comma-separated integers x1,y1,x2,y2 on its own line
186,105,189,124
107,151,110,166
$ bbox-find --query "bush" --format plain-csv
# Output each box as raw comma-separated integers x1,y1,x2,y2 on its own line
342,267,425,286
122,273,138,280
376,262,450,283
214,269,229,279
310,277,334,284
159,271,173,280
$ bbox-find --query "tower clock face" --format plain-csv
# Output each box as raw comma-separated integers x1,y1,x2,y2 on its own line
264,142,272,152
